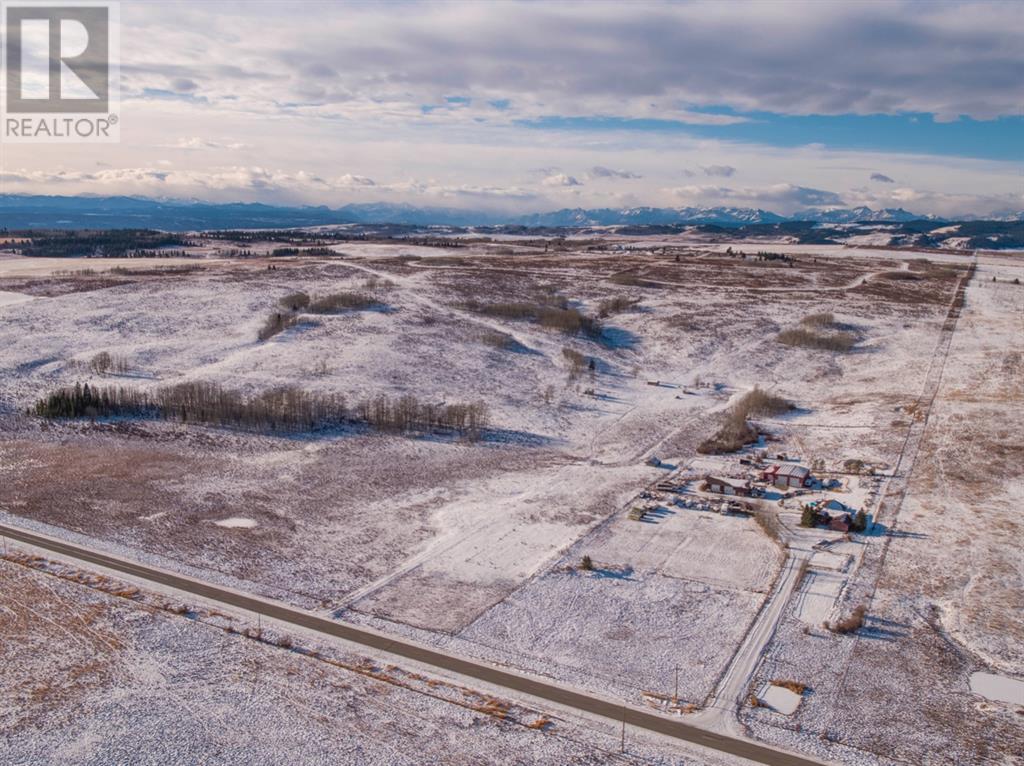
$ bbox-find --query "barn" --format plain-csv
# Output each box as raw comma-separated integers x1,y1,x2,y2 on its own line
761,463,811,488
704,475,752,496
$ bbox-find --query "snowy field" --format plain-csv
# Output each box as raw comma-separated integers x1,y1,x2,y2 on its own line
0,555,745,766
1,237,1011,760
742,257,1024,765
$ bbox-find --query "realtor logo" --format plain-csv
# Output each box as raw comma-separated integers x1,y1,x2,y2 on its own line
2,2,120,142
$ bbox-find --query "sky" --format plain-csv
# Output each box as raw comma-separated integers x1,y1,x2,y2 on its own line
1,0,1022,217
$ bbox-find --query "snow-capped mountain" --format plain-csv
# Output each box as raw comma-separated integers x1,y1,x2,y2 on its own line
789,206,926,223
1,194,1018,231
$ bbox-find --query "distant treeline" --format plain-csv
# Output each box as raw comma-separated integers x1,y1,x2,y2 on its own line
6,230,193,258
270,246,336,256
32,381,489,439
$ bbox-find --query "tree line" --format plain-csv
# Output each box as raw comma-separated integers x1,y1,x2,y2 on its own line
32,382,489,439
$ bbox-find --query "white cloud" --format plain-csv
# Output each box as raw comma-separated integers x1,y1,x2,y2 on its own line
589,166,642,180
542,173,583,187
702,165,736,178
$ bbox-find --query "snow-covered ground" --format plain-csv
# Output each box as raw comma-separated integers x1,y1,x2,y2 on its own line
0,555,744,766
742,256,1024,765
2,238,1013,762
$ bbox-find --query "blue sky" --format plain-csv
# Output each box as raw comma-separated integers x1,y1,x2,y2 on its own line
521,112,1024,163
3,1,1021,217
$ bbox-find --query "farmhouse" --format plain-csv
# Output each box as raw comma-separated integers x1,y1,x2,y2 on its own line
761,463,811,488
704,475,752,497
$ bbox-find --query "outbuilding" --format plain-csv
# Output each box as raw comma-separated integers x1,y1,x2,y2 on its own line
704,475,752,497
761,463,811,488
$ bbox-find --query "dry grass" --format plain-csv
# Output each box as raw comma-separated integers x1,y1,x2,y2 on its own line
462,299,601,337
258,311,300,341
801,312,835,327
828,604,867,634
753,511,786,548
278,291,310,311
777,327,857,352
308,292,383,313
608,272,663,289
770,679,808,695
597,295,639,317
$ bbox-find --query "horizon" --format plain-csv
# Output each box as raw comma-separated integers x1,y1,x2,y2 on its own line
1,1,1021,218
0,191,1014,223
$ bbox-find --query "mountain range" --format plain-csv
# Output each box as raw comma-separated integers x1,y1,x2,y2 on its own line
0,194,1021,231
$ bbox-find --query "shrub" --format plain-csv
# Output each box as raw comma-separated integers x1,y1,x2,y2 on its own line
801,312,834,327
831,605,867,634
777,327,857,352
307,292,382,314
739,387,795,417
800,506,818,528
770,679,808,695
354,394,489,440
562,347,588,377
697,409,757,454
609,272,661,289
580,554,593,571
697,387,793,454
279,291,310,312
877,271,921,281
90,351,111,374
597,296,639,317
89,352,115,375
258,311,299,341
463,299,601,337
479,330,516,350
851,509,868,532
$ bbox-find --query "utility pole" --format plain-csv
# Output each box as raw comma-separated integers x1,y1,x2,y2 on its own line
620,705,626,753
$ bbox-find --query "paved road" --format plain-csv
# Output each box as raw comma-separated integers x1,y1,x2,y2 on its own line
0,522,829,766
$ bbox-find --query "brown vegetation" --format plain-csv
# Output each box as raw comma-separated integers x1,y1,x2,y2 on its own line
608,272,662,289
697,387,793,454
777,327,857,352
770,679,808,695
828,604,867,634
258,311,300,341
32,381,489,439
597,295,639,317
308,292,383,313
462,298,601,336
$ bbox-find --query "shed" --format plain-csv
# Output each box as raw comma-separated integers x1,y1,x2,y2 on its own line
704,475,752,497
761,463,811,489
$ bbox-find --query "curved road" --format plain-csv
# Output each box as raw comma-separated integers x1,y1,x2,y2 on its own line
0,521,828,766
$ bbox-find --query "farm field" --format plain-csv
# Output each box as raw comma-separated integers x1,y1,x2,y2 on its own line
0,553,747,766
1,235,1020,764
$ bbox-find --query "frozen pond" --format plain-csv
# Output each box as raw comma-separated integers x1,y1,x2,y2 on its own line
214,516,258,529
0,290,35,308
970,672,1024,705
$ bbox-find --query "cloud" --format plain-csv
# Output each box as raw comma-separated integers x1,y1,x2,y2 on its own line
870,172,895,183
337,173,376,187
168,137,249,151
114,1,1022,127
589,166,642,180
170,77,198,93
542,173,582,187
702,165,736,178
665,182,845,212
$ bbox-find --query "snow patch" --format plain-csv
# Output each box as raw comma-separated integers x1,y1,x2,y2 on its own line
970,672,1024,705
214,516,257,529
